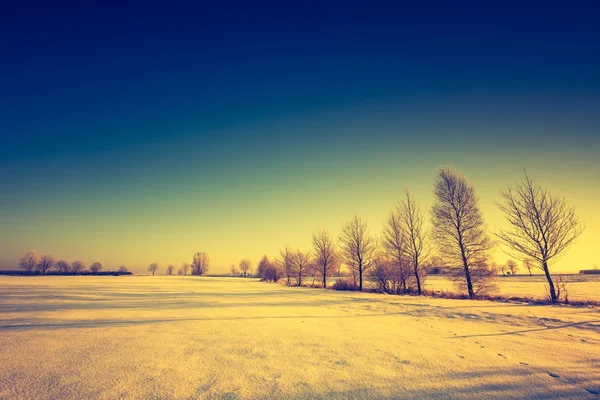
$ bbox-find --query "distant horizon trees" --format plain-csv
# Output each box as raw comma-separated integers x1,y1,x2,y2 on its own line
148,262,159,276
90,262,103,273
239,259,251,277
37,255,56,275
19,250,39,273
496,172,584,303
182,262,190,276
192,252,210,276
166,264,174,275
72,260,86,273
56,260,71,273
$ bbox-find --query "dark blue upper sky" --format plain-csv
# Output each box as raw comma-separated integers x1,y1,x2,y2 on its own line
2,1,599,161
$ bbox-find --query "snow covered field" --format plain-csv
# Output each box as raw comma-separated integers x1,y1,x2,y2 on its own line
424,275,600,302
1,276,599,399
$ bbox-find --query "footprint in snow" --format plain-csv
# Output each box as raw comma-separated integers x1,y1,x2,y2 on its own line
480,345,485,349
585,388,599,395
498,354,507,358
547,372,560,379
519,362,528,366
580,339,587,342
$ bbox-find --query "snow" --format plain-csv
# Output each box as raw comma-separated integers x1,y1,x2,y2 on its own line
0,276,599,399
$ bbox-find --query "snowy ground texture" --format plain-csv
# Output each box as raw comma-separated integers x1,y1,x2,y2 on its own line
1,276,599,400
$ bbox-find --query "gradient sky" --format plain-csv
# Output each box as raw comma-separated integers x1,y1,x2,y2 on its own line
1,2,599,273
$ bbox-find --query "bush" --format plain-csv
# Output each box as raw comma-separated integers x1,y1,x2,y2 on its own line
332,278,358,291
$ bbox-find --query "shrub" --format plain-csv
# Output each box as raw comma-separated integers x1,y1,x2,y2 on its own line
332,278,358,291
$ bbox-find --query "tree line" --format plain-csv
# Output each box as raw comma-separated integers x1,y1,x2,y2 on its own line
146,252,211,276
17,251,129,275
251,166,583,304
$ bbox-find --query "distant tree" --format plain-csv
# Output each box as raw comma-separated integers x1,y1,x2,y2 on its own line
368,252,395,293
523,259,534,276
148,262,159,276
292,250,312,286
382,212,411,293
56,260,71,273
431,166,494,298
339,215,377,291
118,265,129,274
257,255,281,282
280,246,294,286
397,190,429,295
192,252,209,276
90,262,103,273
37,255,56,275
166,264,174,275
71,260,85,274
230,264,239,276
177,269,183,275
312,229,339,288
500,264,507,276
496,172,584,303
489,262,499,275
506,259,518,275
239,259,251,277
19,250,40,273
182,262,190,276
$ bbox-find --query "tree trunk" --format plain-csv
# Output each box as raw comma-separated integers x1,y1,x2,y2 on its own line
359,265,363,291
414,260,422,295
323,272,327,289
542,261,557,303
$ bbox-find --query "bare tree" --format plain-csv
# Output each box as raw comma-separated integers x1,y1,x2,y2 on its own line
166,264,174,275
257,254,281,282
496,172,584,303
56,260,70,273
182,262,190,276
397,190,429,295
37,255,56,275
382,212,412,293
19,250,39,273
339,215,377,291
177,269,183,275
431,166,494,298
500,264,507,276
239,259,251,277
90,262,103,273
230,264,239,276
523,259,534,276
192,252,209,276
506,259,518,275
118,265,128,274
279,246,294,286
292,250,312,286
312,229,339,288
71,260,85,274
148,262,159,276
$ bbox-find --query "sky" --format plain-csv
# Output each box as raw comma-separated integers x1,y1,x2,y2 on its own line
1,1,599,274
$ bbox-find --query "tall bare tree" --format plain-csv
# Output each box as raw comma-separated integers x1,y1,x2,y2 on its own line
19,250,39,273
312,229,339,288
148,262,159,276
397,190,429,295
118,265,128,274
90,262,103,273
239,259,251,277
56,260,71,273
431,166,494,298
339,215,377,291
166,264,174,275
182,262,190,276
382,212,412,293
292,250,312,286
496,172,584,303
37,255,56,275
230,264,239,276
192,252,209,276
71,260,85,274
279,246,294,286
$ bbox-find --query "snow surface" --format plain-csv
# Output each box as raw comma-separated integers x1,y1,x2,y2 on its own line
0,276,599,399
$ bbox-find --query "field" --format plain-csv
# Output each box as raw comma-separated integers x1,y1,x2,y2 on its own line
1,276,599,399
423,274,600,303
